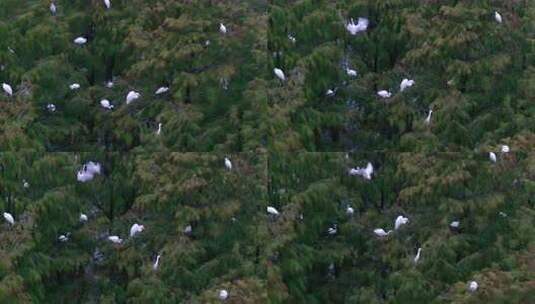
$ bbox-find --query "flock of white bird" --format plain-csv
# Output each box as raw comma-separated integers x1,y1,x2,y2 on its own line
1,5,508,297
71,157,233,299
264,147,513,294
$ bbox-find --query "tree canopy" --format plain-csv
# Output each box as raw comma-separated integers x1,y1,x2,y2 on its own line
1,0,534,303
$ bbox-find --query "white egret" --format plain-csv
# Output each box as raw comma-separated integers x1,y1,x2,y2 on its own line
47,103,56,112
3,212,14,225
22,179,29,188
489,152,497,163
224,157,232,170
153,254,161,270
73,37,87,45
76,161,101,182
349,162,374,180
108,235,122,244
156,123,162,135
346,206,354,215
501,145,509,153
219,23,227,34
100,99,114,110
288,34,296,43
499,211,507,217
183,225,192,235
80,213,88,222
50,2,56,15
468,281,478,292
494,11,502,23
377,90,392,98
400,78,415,92
267,206,279,216
106,80,114,88
346,68,357,77
58,233,70,242
103,0,111,9
126,91,140,104
326,89,335,97
130,223,145,237
346,17,369,35
413,247,422,264
373,228,392,237
273,68,285,81
155,86,169,95
394,215,409,230
424,109,433,125
327,224,338,235
69,83,80,90
219,289,229,301
2,83,13,96
450,220,460,229
85,161,101,175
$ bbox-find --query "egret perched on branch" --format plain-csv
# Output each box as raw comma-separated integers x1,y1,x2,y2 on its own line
22,179,29,188
155,86,169,95
377,90,392,98
80,213,88,222
349,162,373,180
106,80,114,88
489,152,497,163
373,228,392,237
450,220,460,230
327,224,338,235
346,68,357,77
85,161,101,175
100,99,114,110
130,223,145,237
494,11,502,23
103,0,111,9
50,2,56,15
126,91,140,104
76,161,101,182
501,145,509,153
273,68,285,81
468,281,478,292
156,123,162,135
224,157,232,170
424,109,433,125
219,23,227,34
73,37,87,45
414,247,422,264
288,34,296,43
183,225,192,235
346,18,369,35
400,79,415,92
58,233,70,242
326,89,336,97
69,83,80,90
394,215,409,230
267,206,279,216
153,254,161,270
3,212,14,225
108,236,122,244
346,206,354,215
46,103,56,112
219,289,229,301
2,83,13,96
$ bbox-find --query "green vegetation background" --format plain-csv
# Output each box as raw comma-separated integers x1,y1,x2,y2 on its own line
0,0,534,303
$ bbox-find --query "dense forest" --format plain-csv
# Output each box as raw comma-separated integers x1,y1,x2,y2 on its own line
1,0,534,303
